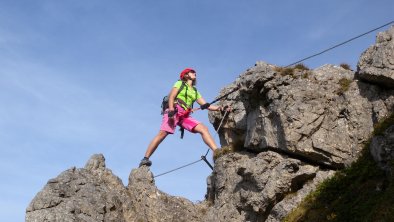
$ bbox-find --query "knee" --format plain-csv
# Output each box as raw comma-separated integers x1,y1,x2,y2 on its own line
196,124,209,134
157,131,168,139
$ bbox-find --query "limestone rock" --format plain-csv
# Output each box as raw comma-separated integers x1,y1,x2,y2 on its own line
356,26,394,88
126,166,205,222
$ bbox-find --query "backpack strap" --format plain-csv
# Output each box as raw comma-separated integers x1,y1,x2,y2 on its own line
176,82,198,109
176,80,186,99
191,86,197,108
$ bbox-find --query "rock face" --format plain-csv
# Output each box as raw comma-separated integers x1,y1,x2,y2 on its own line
27,26,394,221
203,151,334,222
210,30,394,167
210,63,369,168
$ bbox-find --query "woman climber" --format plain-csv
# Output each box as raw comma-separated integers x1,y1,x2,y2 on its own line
139,68,227,167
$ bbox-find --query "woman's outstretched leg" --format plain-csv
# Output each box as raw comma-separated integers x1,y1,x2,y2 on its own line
193,123,218,153
139,130,169,167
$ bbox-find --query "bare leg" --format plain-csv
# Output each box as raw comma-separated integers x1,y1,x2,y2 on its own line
144,130,169,158
193,123,218,152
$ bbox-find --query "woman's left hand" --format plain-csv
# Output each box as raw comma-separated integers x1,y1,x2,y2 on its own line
219,105,231,112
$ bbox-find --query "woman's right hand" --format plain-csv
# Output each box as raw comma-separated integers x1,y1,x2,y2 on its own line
168,108,176,118
168,109,176,127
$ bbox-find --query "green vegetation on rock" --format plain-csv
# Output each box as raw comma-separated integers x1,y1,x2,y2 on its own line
285,113,394,222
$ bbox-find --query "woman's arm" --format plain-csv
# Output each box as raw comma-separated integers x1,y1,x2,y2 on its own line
168,87,179,111
196,97,221,111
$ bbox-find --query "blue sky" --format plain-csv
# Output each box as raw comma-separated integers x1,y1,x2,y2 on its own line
0,0,393,221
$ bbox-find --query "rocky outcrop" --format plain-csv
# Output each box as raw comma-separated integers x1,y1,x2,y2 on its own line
26,154,131,221
27,26,394,222
357,26,394,88
127,167,205,222
26,154,207,222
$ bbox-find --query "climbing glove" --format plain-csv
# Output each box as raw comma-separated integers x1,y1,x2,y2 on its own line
168,110,176,118
200,103,211,110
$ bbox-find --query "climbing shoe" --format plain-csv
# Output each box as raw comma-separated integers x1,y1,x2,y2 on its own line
139,157,152,167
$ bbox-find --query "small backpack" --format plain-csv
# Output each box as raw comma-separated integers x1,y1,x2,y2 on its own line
161,81,185,115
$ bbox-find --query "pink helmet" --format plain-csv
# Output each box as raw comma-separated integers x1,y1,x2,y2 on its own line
180,68,196,79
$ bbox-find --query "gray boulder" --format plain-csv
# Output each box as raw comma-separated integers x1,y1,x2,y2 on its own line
357,25,394,88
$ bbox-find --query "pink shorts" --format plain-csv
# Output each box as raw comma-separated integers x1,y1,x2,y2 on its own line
160,104,201,134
